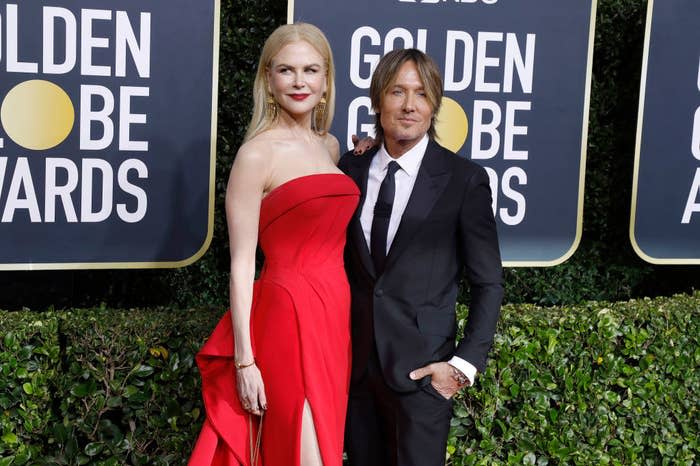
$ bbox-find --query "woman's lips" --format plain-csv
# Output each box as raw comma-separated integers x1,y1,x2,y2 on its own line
289,94,311,101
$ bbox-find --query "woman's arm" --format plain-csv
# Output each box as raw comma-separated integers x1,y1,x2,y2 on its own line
225,141,270,414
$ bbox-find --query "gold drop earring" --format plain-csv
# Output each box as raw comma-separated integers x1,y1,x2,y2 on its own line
266,94,278,121
314,95,327,131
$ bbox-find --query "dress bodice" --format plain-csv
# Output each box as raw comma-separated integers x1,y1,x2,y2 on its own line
258,173,359,272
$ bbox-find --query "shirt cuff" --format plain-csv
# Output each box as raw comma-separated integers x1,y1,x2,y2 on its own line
448,356,477,387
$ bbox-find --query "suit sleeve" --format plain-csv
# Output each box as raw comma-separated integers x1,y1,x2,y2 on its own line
337,151,354,173
454,165,503,372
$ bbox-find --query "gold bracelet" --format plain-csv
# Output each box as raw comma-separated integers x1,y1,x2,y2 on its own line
235,359,255,370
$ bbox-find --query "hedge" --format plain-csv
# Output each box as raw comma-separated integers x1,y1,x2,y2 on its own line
1,292,698,464
0,313,59,464
448,293,700,465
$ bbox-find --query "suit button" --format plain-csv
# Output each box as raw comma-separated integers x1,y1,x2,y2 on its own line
375,289,384,297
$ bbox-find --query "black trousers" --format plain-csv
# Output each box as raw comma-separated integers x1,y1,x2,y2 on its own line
345,349,453,466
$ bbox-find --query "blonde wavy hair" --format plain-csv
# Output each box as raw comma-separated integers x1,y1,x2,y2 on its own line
244,23,336,142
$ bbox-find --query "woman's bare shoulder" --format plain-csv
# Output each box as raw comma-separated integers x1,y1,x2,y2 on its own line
232,137,277,177
322,133,341,163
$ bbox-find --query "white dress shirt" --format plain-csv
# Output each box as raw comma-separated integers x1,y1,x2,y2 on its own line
359,135,477,386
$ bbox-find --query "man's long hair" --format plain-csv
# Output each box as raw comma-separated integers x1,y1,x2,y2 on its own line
369,48,443,144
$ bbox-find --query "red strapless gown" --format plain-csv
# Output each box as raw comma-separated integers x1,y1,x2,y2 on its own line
189,173,359,466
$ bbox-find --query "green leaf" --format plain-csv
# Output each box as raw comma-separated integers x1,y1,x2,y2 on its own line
3,332,15,348
1,432,18,444
84,442,104,456
106,396,122,408
122,385,139,398
21,383,33,395
13,452,30,465
133,364,154,378
71,380,96,398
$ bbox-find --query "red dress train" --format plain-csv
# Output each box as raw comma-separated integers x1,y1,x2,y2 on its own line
189,173,359,466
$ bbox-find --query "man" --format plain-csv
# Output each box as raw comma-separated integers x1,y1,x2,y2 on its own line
339,48,503,466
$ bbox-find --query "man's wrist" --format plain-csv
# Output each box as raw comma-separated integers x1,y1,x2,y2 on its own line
449,364,469,386
447,356,477,387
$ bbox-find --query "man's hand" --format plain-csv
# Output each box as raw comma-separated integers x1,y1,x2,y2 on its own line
351,134,377,155
409,362,467,400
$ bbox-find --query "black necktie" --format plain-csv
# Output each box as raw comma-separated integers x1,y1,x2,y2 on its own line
371,161,400,275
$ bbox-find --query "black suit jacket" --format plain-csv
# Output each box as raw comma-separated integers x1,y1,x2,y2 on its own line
339,139,503,393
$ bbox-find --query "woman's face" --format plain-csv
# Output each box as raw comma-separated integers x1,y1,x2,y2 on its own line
267,40,327,119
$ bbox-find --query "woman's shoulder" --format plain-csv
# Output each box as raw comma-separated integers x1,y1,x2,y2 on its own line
233,137,277,176
321,133,340,163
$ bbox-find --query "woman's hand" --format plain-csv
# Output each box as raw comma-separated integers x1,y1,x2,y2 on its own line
351,134,377,155
236,364,267,416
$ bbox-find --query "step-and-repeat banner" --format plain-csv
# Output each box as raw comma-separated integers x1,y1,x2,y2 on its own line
0,1,219,269
290,0,597,266
631,0,700,264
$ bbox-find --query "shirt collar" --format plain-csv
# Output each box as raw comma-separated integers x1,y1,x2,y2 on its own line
376,134,429,177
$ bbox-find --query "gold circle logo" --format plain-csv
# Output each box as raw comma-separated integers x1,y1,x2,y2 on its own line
1,80,75,151
435,96,469,153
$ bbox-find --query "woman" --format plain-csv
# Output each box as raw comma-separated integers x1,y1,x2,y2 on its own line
189,23,359,466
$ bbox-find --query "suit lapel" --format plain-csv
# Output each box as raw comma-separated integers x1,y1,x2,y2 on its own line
384,140,451,271
346,149,378,279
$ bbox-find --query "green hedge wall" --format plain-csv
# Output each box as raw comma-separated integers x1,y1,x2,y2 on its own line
448,293,700,465
1,292,698,464
0,313,59,464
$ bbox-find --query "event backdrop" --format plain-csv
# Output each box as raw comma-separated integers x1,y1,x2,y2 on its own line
290,0,597,266
0,1,219,269
630,0,700,264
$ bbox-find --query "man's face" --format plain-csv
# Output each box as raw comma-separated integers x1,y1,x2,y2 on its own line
378,60,434,156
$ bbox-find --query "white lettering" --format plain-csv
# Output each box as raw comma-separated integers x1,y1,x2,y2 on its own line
471,100,501,159
115,11,151,78
503,33,535,94
484,166,498,216
81,9,112,76
385,27,414,53
45,158,78,222
504,101,530,160
117,159,148,223
119,86,149,151
444,30,474,92
383,27,426,54
7,4,38,73
347,96,375,150
500,167,527,225
81,158,113,222
474,32,502,93
0,158,6,194
681,168,700,224
80,85,115,150
42,7,77,74
2,158,41,222
350,27,381,89
692,106,700,161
